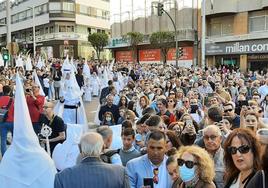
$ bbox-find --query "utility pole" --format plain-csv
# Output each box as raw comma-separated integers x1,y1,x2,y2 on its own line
6,0,11,44
201,0,206,68
157,3,178,67
29,6,36,58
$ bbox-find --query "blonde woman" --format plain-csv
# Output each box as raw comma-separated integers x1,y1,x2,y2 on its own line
176,145,216,188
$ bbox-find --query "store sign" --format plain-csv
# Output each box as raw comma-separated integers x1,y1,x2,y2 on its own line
139,49,161,62
206,39,268,55
167,47,193,60
115,51,133,62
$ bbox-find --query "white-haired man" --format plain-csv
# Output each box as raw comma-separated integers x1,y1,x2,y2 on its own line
54,132,130,188
203,125,224,188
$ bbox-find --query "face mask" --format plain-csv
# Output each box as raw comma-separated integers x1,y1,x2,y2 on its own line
106,117,112,122
179,164,196,182
180,133,196,146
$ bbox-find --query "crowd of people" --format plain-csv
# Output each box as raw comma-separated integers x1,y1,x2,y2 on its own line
0,54,268,188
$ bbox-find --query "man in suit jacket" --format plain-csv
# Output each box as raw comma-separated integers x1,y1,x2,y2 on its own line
126,130,172,188
54,132,130,188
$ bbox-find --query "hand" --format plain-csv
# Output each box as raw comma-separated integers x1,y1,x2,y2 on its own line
240,106,247,116
40,139,46,144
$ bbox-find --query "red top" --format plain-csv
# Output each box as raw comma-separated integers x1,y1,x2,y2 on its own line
26,95,45,123
0,96,14,122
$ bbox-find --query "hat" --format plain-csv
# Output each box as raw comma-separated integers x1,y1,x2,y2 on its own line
257,128,268,145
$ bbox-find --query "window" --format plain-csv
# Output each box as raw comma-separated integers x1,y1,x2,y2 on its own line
50,26,54,33
210,23,221,36
88,27,91,34
80,5,88,15
67,26,74,32
0,18,6,25
26,9,32,18
45,27,49,34
19,11,26,21
59,26,66,32
62,2,75,12
249,16,266,32
49,2,61,11
221,22,233,35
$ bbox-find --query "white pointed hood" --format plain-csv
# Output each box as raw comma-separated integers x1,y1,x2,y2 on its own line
36,56,45,70
25,55,33,71
16,54,24,67
0,73,56,188
33,69,45,96
83,60,91,79
0,53,4,67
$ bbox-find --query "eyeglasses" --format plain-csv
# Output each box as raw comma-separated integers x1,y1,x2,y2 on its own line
43,106,52,109
168,100,174,103
183,101,189,103
203,134,218,141
153,168,159,184
227,145,251,155
177,158,197,169
224,109,233,113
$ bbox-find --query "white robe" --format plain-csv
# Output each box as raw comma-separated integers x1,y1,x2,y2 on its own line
83,84,92,102
90,76,100,96
52,124,83,171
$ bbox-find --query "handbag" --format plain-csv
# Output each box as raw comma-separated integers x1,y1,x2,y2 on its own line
0,97,13,123
262,170,266,188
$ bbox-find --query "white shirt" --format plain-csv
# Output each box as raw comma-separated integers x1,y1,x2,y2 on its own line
43,78,50,88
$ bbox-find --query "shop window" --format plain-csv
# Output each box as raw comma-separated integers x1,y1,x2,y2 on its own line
249,16,265,32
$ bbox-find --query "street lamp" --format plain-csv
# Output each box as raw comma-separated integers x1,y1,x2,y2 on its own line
28,6,36,57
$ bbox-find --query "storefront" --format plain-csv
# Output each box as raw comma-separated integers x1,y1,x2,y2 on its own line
206,39,268,71
114,46,193,68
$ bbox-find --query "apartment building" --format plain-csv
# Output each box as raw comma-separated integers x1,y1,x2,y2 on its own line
205,0,268,71
0,0,110,59
109,0,199,67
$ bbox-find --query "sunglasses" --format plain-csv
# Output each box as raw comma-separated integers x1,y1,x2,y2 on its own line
168,100,174,103
227,145,251,155
177,158,197,169
224,109,233,113
183,101,189,103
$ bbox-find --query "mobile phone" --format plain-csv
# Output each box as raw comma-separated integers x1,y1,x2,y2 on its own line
207,93,214,97
143,178,154,188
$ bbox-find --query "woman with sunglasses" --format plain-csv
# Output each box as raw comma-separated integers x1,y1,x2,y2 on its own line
223,128,261,188
167,97,177,115
176,145,216,188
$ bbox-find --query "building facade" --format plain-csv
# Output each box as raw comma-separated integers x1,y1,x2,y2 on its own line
0,0,110,59
205,0,268,71
109,0,199,67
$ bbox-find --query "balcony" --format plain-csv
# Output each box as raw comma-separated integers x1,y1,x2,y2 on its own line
206,0,238,16
206,31,268,43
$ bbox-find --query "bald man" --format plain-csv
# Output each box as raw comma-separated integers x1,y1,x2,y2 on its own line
40,102,66,155
54,132,130,188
